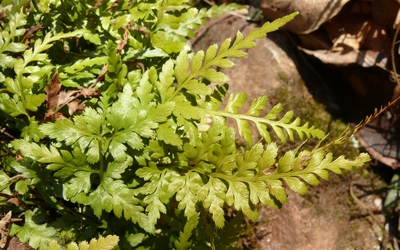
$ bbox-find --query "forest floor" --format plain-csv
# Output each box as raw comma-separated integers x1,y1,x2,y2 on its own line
191,11,398,249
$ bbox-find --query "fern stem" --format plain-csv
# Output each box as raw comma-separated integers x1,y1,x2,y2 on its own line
208,170,309,182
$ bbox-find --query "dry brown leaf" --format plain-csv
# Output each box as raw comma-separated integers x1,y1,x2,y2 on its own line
5,237,34,250
0,212,11,249
324,10,391,53
395,9,400,29
54,112,67,120
95,65,108,84
44,109,67,121
57,90,79,107
23,24,44,45
44,90,78,121
67,100,85,115
44,75,102,120
356,133,400,169
44,73,63,122
6,197,21,207
260,0,350,34
300,47,389,67
117,26,129,52
45,73,61,110
80,87,100,98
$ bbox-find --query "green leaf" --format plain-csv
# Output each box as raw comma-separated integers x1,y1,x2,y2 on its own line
173,95,204,120
152,31,185,54
74,235,119,250
11,209,58,249
226,180,258,221
246,96,268,116
11,140,62,163
88,179,153,232
0,54,16,68
175,50,189,85
266,179,287,207
174,213,199,250
1,95,27,116
0,170,12,194
236,143,264,177
47,235,120,250
138,168,182,226
176,172,202,218
283,176,308,195
25,93,46,111
183,80,212,95
224,93,247,114
257,142,278,175
21,118,45,142
276,150,295,173
198,177,226,228
236,119,252,145
157,59,176,102
157,122,182,146
190,51,204,74
202,68,229,83
15,180,30,194
63,171,92,200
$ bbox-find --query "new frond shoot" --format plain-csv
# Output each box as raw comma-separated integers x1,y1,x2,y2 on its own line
0,1,370,249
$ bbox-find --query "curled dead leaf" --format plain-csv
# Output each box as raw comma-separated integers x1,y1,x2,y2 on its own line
0,212,11,249
5,237,34,250
67,100,85,115
260,0,350,34
6,198,21,207
45,73,61,110
80,87,100,98
117,26,130,52
23,23,44,45
299,47,389,68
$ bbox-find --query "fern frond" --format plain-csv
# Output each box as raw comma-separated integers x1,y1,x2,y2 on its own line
174,213,199,250
59,56,108,87
172,12,298,97
166,12,299,145
353,94,400,134
174,120,370,227
47,235,119,250
209,93,325,145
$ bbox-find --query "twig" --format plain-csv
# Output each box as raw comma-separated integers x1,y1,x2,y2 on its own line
350,182,393,250
391,16,400,96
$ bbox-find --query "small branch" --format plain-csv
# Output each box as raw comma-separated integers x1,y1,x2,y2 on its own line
391,16,400,99
350,182,393,250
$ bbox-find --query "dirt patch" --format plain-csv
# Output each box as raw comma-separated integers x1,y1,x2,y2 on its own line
246,172,387,250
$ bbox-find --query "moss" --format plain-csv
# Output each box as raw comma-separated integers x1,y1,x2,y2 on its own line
268,74,360,159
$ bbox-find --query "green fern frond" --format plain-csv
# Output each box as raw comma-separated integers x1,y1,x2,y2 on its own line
171,119,370,227
59,56,108,87
172,12,298,96
47,235,119,250
208,92,325,145
174,213,199,250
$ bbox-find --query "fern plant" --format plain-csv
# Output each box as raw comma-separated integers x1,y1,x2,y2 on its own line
0,0,370,249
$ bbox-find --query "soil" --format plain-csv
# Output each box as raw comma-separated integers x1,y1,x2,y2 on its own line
191,11,399,250
240,171,391,250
